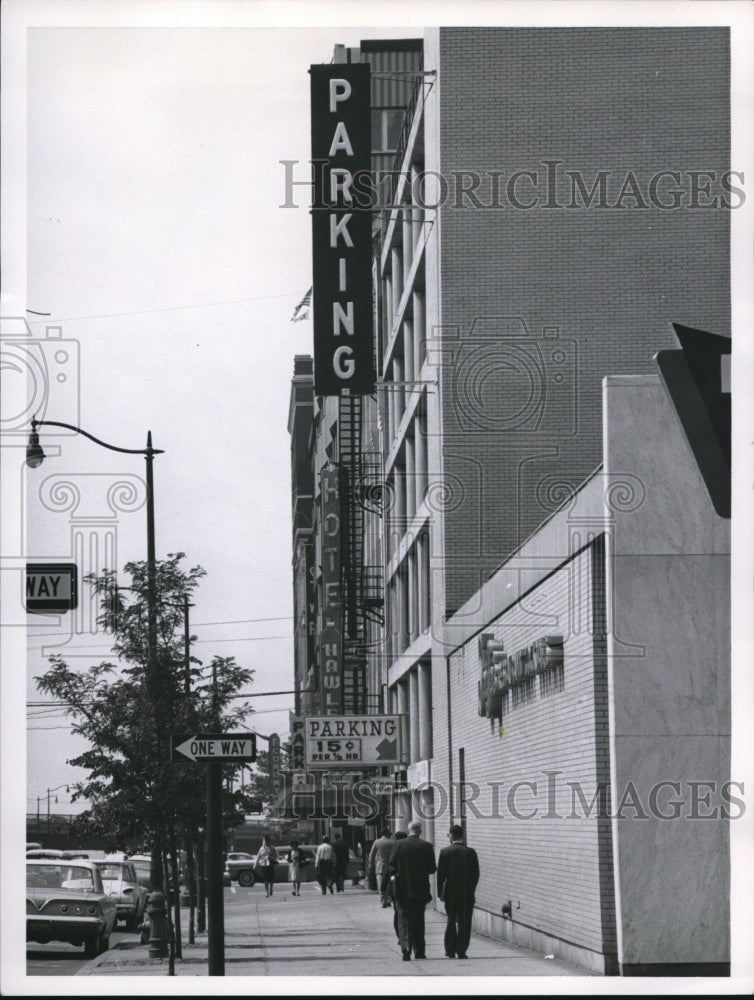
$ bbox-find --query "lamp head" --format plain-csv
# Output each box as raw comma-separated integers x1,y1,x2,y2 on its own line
26,428,45,469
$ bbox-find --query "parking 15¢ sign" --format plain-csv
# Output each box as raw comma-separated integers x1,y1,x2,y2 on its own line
305,715,402,768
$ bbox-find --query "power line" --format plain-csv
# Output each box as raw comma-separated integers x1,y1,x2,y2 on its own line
27,689,296,709
28,614,294,641
23,291,302,324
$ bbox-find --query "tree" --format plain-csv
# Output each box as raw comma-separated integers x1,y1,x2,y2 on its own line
35,554,255,907
242,750,281,815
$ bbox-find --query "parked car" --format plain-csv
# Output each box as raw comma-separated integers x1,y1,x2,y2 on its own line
225,851,255,864
94,859,149,930
26,857,117,958
225,844,363,887
126,854,153,894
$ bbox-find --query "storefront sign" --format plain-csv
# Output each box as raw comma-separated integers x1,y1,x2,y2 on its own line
269,732,281,787
478,634,564,720
310,63,374,395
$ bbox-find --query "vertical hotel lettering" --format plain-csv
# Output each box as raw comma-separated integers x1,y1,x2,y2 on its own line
319,467,343,713
310,63,374,396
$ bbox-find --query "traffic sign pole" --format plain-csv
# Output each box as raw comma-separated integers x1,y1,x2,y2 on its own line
206,760,224,976
170,730,256,976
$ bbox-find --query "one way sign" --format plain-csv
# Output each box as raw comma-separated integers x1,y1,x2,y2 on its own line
171,733,256,764
26,563,78,613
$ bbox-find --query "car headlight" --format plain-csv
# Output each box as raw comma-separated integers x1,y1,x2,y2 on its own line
87,905,97,915
60,904,68,913
74,905,83,914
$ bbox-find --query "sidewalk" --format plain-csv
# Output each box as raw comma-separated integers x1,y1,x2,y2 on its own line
77,882,593,979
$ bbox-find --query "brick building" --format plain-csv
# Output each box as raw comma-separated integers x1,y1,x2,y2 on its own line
290,27,731,975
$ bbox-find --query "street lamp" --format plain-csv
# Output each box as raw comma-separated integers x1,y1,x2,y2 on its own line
34,783,69,839
26,415,168,957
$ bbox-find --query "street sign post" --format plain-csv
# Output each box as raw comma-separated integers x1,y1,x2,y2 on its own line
25,563,78,613
304,715,403,768
169,731,256,977
170,733,256,764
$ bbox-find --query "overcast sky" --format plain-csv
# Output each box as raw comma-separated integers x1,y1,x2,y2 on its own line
2,1,754,996
15,17,426,815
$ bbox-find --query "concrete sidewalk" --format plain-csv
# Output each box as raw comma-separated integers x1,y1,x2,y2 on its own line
77,882,592,979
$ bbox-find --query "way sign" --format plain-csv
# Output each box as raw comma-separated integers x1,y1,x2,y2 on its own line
171,733,256,764
305,715,403,768
26,563,78,613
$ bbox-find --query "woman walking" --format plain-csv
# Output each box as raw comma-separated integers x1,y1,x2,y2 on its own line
256,835,277,897
287,840,303,896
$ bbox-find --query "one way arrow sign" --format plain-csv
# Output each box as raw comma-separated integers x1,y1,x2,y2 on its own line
170,733,256,764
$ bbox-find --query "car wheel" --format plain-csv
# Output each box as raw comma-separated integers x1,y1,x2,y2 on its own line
98,930,110,955
125,912,138,931
84,933,99,958
238,870,255,887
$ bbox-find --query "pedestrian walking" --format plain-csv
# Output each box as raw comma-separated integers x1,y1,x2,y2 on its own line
380,829,407,946
315,835,335,895
286,840,304,896
368,827,394,907
437,824,480,959
256,835,277,897
332,833,350,892
386,820,436,961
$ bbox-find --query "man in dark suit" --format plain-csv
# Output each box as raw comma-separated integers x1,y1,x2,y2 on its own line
331,833,350,892
436,824,480,959
386,820,436,961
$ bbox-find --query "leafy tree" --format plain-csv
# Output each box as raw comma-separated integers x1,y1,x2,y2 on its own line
242,750,278,814
36,554,255,879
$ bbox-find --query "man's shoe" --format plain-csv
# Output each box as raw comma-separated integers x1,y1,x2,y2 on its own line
414,953,426,959
457,954,468,959
445,952,454,958
402,951,411,961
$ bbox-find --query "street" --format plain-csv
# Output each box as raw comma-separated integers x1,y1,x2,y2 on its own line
27,926,136,976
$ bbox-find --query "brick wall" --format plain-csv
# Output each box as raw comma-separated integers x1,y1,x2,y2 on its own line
432,27,731,613
437,542,616,962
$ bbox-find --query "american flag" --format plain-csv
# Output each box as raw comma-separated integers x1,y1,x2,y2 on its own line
291,286,312,322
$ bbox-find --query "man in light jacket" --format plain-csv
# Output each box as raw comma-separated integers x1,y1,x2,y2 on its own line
315,835,335,895
368,827,394,906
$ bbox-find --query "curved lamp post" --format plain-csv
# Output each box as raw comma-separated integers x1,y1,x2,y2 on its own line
27,416,169,958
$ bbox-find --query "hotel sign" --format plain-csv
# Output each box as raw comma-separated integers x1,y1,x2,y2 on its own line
478,634,564,721
310,63,374,396
319,467,343,713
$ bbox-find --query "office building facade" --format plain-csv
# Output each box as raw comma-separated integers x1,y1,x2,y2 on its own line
290,28,731,974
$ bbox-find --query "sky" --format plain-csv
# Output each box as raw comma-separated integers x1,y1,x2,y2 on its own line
2,0,753,994
13,16,422,818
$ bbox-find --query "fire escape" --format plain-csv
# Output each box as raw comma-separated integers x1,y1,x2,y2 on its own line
338,394,384,714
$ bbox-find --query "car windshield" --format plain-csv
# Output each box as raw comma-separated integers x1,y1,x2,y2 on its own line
28,864,94,889
97,864,128,880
